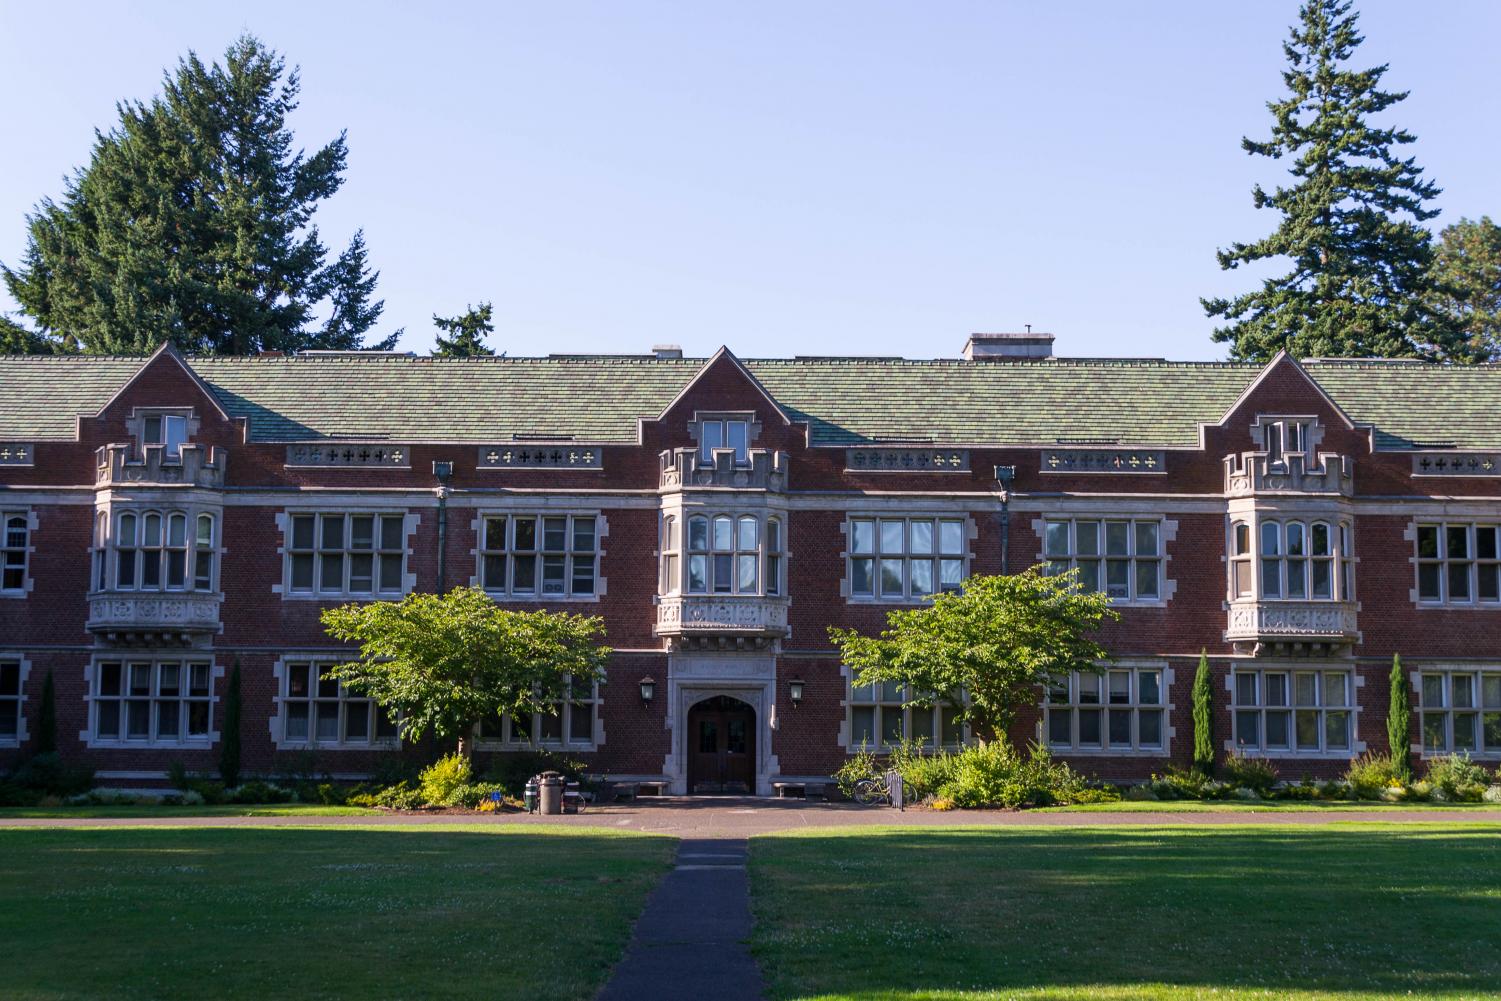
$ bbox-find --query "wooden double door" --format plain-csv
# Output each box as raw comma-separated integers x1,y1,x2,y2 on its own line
687,695,755,794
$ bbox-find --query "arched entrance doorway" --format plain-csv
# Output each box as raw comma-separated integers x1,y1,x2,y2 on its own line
686,695,756,794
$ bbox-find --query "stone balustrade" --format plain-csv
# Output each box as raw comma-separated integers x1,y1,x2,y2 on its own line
654,594,790,645
95,442,226,489
1224,450,1352,497
659,448,788,492
86,591,223,645
1225,598,1358,652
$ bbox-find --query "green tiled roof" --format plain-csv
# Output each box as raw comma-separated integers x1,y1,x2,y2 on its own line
2,351,1500,450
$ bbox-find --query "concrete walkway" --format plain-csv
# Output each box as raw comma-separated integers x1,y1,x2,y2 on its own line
596,837,763,1001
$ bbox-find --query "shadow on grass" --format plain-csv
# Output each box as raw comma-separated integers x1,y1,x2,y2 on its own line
0,826,674,1001
750,825,1501,1000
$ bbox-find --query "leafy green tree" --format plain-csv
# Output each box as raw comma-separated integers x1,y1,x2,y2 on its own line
1426,217,1501,361
219,662,242,787
36,670,56,754
1388,654,1411,781
2,34,398,355
321,587,609,758
432,302,496,357
1202,0,1457,362
828,569,1117,746
1192,652,1214,776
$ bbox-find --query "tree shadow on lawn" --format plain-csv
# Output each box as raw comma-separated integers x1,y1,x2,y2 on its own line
0,826,674,1001
751,825,1501,1000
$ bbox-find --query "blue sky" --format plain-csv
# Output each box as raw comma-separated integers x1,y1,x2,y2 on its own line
1,2,1497,360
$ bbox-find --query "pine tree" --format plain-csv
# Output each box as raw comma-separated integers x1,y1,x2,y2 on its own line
1,35,396,355
432,302,496,357
220,662,242,787
1,314,70,355
1202,0,1458,362
1426,217,1501,361
37,670,56,754
1388,654,1411,780
1192,652,1214,776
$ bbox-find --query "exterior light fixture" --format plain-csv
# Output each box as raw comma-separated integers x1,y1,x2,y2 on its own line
789,679,805,705
639,676,655,704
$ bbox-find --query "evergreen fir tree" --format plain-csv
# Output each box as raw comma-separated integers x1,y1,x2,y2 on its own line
1426,217,1501,361
0,314,70,355
1,35,396,355
432,302,496,357
37,670,56,754
220,662,242,787
1192,652,1214,776
1388,654,1411,780
1202,0,1458,362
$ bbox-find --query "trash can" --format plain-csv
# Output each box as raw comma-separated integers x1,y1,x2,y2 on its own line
523,777,539,814
539,771,564,815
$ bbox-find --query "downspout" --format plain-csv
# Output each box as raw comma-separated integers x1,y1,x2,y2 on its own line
432,461,454,594
994,465,1016,573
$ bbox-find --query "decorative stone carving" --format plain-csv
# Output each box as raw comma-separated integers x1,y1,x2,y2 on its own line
1223,451,1352,497
1411,452,1501,477
0,443,33,467
480,445,601,469
1225,599,1357,644
658,448,788,492
655,595,790,641
846,449,969,473
1041,449,1165,474
95,443,226,488
287,444,409,468
87,591,222,641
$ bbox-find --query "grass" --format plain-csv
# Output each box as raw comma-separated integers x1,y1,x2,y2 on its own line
0,803,377,820
1046,799,1501,813
0,824,673,1001
750,823,1501,1000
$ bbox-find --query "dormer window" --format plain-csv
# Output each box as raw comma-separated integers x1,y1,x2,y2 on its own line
1259,417,1313,465
129,409,197,461
699,419,749,465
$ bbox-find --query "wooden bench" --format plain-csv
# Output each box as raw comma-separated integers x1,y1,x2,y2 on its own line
609,780,670,801
773,781,832,800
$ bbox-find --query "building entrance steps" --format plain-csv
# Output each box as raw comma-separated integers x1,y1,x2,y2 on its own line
597,837,764,1001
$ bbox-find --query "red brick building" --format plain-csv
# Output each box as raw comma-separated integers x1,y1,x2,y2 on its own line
2,334,1498,792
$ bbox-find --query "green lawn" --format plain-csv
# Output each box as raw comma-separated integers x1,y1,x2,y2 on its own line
750,823,1501,1001
0,824,673,1001
0,803,377,820
1046,799,1501,813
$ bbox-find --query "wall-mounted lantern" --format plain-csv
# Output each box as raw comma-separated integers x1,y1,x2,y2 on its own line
639,676,656,704
789,678,805,705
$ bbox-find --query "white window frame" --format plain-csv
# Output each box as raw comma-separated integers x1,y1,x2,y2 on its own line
475,675,601,750
1231,668,1356,756
479,512,599,600
2,510,30,596
0,656,28,746
1418,669,1501,758
283,511,409,598
697,417,751,465
1043,518,1163,604
88,657,217,748
1415,523,1501,606
100,508,217,594
1257,518,1352,602
1043,665,1168,754
844,678,969,751
274,658,399,749
846,516,968,603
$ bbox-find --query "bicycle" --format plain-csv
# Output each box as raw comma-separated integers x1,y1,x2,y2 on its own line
851,776,890,806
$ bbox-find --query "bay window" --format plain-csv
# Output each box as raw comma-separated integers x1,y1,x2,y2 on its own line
670,512,783,596
105,509,217,593
1235,518,1352,602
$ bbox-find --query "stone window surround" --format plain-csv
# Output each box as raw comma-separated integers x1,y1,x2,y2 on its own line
838,663,973,751
273,509,419,600
472,676,605,751
468,510,609,602
1031,515,1179,607
688,410,762,464
1238,516,1354,602
1411,664,1501,760
1224,664,1366,760
1041,660,1176,756
1248,413,1325,458
1407,520,1501,607
840,513,977,604
80,655,224,749
1,508,37,599
125,407,201,459
269,653,400,751
0,653,31,746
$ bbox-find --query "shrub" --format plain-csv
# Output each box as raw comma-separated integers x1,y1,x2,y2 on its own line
1070,786,1122,804
1388,655,1411,782
419,753,473,806
888,740,960,802
1222,752,1278,794
484,749,588,797
1345,752,1405,800
10,753,94,797
220,662,243,787
443,782,509,809
36,670,57,754
0,780,39,807
1483,785,1501,804
348,781,425,810
1191,652,1214,776
935,743,1087,809
187,780,228,805
167,760,191,791
833,745,884,799
1149,765,1214,800
1425,754,1491,802
227,780,294,805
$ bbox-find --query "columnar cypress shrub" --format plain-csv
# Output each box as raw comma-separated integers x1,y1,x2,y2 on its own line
1388,654,1411,781
219,662,242,787
1192,652,1214,776
36,670,56,754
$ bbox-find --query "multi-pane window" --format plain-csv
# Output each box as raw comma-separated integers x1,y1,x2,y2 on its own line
699,418,749,464
2,513,26,592
479,676,600,747
1259,520,1351,600
93,659,212,744
848,681,966,749
1230,521,1253,598
287,513,405,596
1420,671,1501,756
111,510,215,592
688,514,762,594
1045,668,1165,752
1043,519,1161,601
848,517,965,601
480,514,597,598
1261,418,1310,464
280,661,398,747
765,518,783,596
1416,524,1501,604
142,413,190,459
0,660,21,743
1233,670,1352,753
